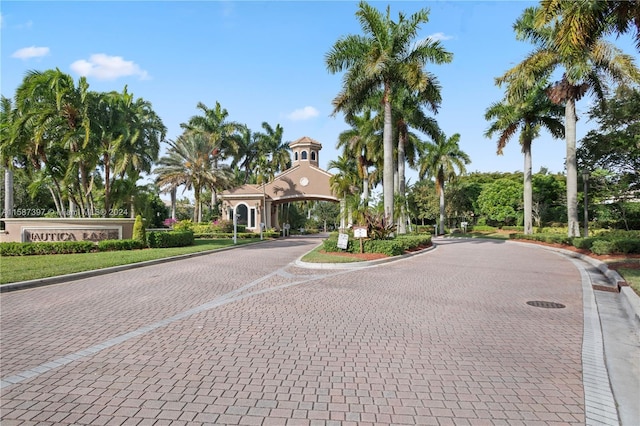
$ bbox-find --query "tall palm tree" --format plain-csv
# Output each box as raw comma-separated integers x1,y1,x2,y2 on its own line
388,87,442,233
326,1,453,227
418,132,470,235
255,122,291,174
0,96,17,218
12,69,94,216
497,6,640,236
485,83,564,234
336,110,380,203
232,124,260,184
536,0,640,52
181,101,241,208
328,154,359,231
154,132,231,222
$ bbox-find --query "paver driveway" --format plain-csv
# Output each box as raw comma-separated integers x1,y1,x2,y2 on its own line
1,237,589,425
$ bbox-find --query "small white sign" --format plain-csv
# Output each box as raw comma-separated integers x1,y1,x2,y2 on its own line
353,226,367,239
337,233,349,249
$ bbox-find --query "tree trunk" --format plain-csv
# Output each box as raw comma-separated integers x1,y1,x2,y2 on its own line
4,168,13,218
340,192,346,231
397,130,407,234
382,83,394,226
438,180,445,236
565,99,580,237
104,153,111,218
523,140,533,235
170,187,176,220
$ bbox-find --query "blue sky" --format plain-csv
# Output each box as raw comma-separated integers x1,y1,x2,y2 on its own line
2,1,637,190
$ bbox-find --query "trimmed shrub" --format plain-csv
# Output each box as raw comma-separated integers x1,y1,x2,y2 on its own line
97,239,145,252
470,225,498,232
572,237,595,250
132,215,146,246
147,230,195,248
591,240,616,255
0,241,95,256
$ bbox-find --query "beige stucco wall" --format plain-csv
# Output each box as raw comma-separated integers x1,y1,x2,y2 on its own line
0,218,135,243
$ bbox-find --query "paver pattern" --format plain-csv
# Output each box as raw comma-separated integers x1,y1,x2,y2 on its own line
1,237,586,425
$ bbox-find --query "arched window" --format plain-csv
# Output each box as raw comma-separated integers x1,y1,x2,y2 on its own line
311,151,316,161
294,152,298,161
301,151,308,160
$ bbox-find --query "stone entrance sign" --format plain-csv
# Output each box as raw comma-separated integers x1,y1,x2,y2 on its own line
0,218,135,243
23,227,121,243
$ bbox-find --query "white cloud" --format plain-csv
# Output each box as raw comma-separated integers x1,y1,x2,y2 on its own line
286,106,319,121
70,53,150,81
427,32,454,42
11,46,50,59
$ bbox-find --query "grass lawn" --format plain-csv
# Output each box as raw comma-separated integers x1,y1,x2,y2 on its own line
0,239,257,285
617,267,640,296
300,246,368,263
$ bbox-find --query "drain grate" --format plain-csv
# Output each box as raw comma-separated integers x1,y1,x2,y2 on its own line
527,300,566,309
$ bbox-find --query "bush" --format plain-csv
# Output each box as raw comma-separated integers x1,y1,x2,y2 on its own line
133,215,146,246
212,220,234,233
322,234,431,256
173,220,194,231
572,237,595,250
591,240,616,255
147,230,195,248
0,241,95,256
470,225,498,232
97,239,145,251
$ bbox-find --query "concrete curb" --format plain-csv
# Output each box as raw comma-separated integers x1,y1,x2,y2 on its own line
294,244,437,270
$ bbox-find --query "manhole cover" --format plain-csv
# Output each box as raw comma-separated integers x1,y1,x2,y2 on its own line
527,301,566,309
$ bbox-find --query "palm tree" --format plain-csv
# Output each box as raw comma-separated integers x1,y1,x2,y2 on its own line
0,96,18,218
536,0,640,52
12,69,94,216
328,154,359,231
326,1,453,227
418,132,470,235
485,83,564,234
154,132,231,222
255,122,291,174
336,110,380,203
388,87,442,233
232,124,260,184
497,6,640,236
181,101,241,209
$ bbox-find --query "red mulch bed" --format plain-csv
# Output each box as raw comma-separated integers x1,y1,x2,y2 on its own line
515,240,640,271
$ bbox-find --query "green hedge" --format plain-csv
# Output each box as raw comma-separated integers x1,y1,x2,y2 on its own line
322,234,431,256
97,239,145,251
510,231,640,255
469,225,498,232
147,230,195,248
0,241,96,256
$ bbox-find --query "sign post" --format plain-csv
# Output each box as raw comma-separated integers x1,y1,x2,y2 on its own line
353,226,368,254
337,232,349,250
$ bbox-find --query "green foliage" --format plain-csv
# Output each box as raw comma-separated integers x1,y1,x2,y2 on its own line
322,233,431,256
471,225,498,232
572,237,595,250
0,241,95,256
477,178,523,225
147,230,195,248
363,209,397,240
132,215,146,246
173,219,194,231
97,239,145,251
212,220,233,233
590,240,617,255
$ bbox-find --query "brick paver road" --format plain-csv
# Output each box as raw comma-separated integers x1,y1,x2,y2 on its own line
1,237,589,425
